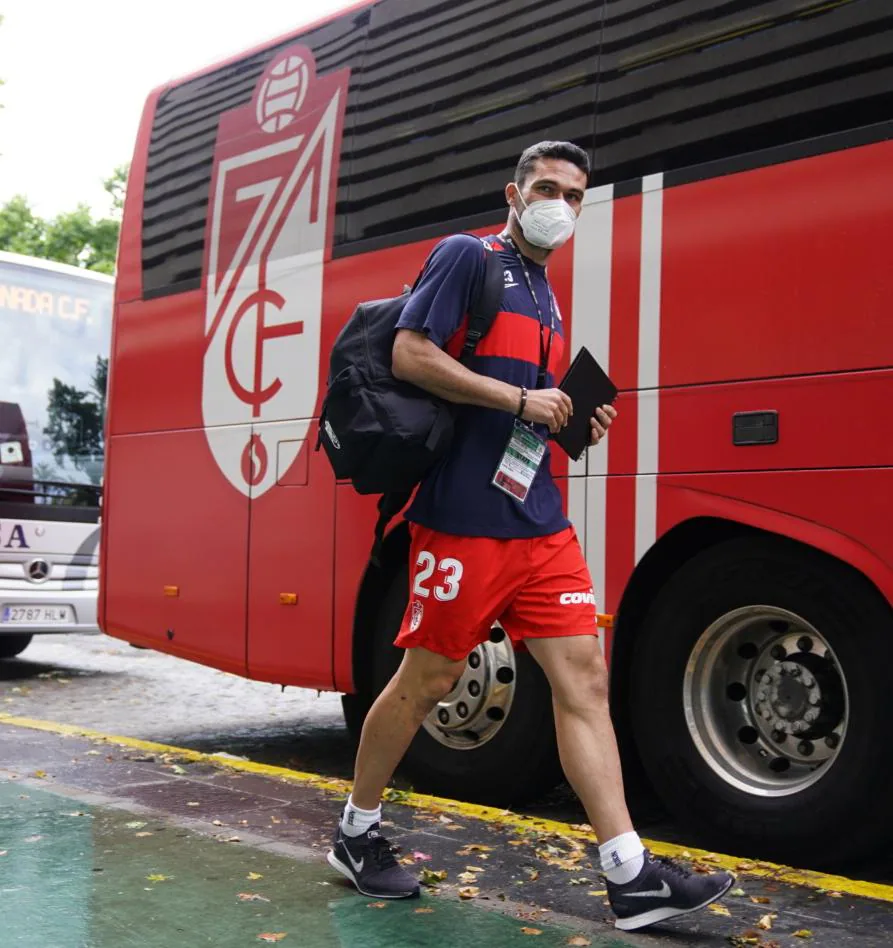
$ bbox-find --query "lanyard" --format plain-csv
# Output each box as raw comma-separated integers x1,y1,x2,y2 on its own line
502,234,555,388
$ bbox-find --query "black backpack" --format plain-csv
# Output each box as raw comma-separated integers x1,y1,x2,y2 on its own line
317,239,504,561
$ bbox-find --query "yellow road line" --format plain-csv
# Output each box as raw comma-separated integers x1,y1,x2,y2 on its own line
2,713,892,903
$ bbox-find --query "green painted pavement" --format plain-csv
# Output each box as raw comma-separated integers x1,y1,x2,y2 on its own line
0,781,634,947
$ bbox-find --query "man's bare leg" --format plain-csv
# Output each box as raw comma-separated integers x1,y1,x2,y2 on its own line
524,634,633,842
351,646,467,809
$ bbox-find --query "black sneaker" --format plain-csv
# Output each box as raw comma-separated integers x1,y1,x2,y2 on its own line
327,823,420,899
607,851,734,931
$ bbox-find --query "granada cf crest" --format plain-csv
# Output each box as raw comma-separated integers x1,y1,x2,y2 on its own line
202,47,349,497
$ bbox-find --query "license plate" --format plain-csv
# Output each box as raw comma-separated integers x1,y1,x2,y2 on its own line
1,605,74,624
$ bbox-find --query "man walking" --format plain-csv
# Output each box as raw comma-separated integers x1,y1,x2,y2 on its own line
328,141,733,931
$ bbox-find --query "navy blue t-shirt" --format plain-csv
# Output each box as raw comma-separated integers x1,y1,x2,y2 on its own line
395,234,569,539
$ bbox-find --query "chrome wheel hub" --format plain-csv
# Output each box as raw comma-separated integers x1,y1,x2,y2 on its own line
422,626,516,749
683,606,848,796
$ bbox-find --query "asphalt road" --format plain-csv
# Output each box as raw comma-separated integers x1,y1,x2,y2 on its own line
2,632,891,886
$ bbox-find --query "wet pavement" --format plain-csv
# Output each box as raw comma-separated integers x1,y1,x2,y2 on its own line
3,718,893,947
4,780,628,948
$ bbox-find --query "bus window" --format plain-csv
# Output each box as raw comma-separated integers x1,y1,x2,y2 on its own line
594,0,893,185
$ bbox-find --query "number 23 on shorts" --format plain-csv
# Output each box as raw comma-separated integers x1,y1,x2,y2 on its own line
413,551,464,602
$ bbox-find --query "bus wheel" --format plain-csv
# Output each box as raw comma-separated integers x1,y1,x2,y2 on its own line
630,536,893,866
0,634,33,659
363,565,562,806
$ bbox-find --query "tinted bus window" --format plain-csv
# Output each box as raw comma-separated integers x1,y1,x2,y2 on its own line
141,9,371,298
344,0,602,247
594,0,893,185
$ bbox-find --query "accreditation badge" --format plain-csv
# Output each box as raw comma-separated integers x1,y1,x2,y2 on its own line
491,419,547,503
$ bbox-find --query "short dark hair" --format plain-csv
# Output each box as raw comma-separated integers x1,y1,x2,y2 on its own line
514,141,590,188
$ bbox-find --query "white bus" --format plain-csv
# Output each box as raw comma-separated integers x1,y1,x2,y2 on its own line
0,251,112,658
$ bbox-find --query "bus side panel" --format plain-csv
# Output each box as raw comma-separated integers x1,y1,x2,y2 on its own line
658,370,893,474
102,427,249,676
246,420,335,689
660,136,893,387
108,294,205,437
657,469,893,606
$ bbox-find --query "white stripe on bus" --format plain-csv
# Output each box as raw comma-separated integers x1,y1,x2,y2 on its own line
635,174,664,564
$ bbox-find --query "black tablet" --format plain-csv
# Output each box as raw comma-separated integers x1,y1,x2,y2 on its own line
551,346,619,462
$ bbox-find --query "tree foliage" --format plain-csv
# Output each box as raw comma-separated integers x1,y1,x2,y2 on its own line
0,165,128,274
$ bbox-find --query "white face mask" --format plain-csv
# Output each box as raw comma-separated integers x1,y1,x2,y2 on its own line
512,186,577,250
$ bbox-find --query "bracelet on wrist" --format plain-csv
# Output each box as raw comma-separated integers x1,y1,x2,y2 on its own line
516,385,528,418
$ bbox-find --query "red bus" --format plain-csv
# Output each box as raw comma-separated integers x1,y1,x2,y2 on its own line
101,0,893,864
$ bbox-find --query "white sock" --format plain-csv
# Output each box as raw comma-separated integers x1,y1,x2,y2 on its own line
599,831,646,884
340,795,382,837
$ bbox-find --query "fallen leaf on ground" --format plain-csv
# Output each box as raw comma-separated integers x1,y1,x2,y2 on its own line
257,935,287,943
399,857,415,866
750,896,771,905
730,888,747,897
247,872,263,880
587,890,607,897
146,874,171,882
520,928,542,936
224,836,242,843
569,877,591,885
170,765,187,775
728,936,761,947
414,908,434,914
438,815,455,824
757,914,776,930
567,937,591,947
420,869,447,886
458,872,479,884
238,893,270,902
458,887,480,899
525,870,540,881
367,902,387,909
509,840,527,847
708,903,731,916
464,865,485,873
212,820,224,826
827,891,843,898
135,832,153,838
125,821,147,830
793,931,813,939
32,770,47,779
736,861,756,871
444,824,465,831
187,802,200,807
457,844,494,855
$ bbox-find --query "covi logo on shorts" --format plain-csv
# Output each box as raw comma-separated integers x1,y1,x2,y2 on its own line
559,590,597,606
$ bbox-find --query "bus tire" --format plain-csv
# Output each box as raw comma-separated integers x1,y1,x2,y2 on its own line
0,634,33,659
630,535,893,866
365,564,563,806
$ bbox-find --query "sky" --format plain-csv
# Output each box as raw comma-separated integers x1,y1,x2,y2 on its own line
0,0,351,217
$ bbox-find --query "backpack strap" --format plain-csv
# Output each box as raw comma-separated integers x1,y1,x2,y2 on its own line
458,242,503,365
370,490,413,568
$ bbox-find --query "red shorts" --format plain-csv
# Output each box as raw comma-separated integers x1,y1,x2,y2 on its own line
394,525,598,661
